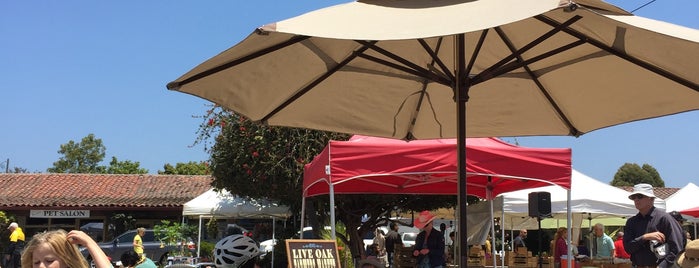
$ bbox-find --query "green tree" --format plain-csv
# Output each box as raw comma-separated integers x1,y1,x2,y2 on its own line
610,163,665,187
158,161,210,175
195,106,459,260
103,156,148,174
47,134,106,173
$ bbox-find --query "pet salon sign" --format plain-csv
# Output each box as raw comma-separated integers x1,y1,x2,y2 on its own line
286,239,340,268
30,210,90,218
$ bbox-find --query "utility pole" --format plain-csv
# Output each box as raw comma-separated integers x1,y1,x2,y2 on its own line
4,158,8,173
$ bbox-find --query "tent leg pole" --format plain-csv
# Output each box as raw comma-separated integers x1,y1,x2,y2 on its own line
489,189,497,268
301,196,306,238
197,215,202,258
330,184,337,240
502,203,505,267
271,217,275,268
567,190,572,268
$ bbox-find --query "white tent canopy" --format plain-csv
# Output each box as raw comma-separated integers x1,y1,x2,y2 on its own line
500,169,665,219
183,188,291,218
182,188,290,263
666,183,699,213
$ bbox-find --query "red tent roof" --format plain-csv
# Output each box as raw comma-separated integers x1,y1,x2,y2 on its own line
680,206,699,218
303,135,571,198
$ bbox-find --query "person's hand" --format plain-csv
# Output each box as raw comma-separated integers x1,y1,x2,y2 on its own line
643,231,666,243
413,250,420,257
66,230,95,246
420,248,430,255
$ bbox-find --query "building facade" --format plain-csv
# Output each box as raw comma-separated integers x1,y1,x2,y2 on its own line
0,173,211,242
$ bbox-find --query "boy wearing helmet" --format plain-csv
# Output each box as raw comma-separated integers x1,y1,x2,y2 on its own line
214,234,263,268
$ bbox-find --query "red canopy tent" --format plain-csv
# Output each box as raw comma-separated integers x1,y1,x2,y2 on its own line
304,135,571,198
681,206,699,218
301,135,571,242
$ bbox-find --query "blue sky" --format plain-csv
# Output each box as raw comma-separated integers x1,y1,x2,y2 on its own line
1,1,697,187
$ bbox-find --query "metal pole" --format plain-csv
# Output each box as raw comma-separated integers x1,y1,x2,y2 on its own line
329,184,337,240
271,217,275,268
197,215,202,258
455,32,469,268
300,196,306,238
502,203,506,267
489,189,497,267
567,190,572,268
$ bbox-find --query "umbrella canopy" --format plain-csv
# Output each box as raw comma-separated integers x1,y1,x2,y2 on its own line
168,0,699,264
168,0,699,139
304,135,571,198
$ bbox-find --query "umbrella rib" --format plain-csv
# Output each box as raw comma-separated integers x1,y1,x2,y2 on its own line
260,41,376,122
355,40,452,86
471,39,586,85
492,27,582,136
417,38,454,81
465,29,490,80
470,15,583,84
535,15,699,92
357,54,451,87
167,35,310,90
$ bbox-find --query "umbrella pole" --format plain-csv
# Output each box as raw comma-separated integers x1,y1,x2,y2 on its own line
455,32,469,268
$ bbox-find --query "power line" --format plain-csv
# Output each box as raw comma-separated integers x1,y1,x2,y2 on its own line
630,0,658,13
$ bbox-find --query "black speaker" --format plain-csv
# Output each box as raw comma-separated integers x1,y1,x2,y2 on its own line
528,191,552,218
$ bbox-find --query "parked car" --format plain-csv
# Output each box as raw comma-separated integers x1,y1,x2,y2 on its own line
80,229,194,266
401,232,417,247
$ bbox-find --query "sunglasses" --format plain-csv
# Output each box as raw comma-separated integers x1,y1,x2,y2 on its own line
629,194,647,200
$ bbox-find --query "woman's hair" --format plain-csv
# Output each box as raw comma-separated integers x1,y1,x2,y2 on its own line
137,227,146,234
21,230,89,268
554,227,567,240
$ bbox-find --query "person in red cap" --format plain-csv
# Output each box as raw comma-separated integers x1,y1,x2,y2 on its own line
412,211,445,268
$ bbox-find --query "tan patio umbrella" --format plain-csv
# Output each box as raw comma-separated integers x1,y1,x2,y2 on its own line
168,0,699,265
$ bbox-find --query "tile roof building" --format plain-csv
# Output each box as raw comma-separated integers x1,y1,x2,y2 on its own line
0,173,212,242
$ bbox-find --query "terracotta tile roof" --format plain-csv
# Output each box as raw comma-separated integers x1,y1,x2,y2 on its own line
0,173,212,208
618,186,679,200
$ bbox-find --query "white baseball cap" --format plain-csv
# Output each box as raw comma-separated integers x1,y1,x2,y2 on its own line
628,183,656,199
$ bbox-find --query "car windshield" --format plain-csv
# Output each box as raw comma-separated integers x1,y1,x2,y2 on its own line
403,233,417,241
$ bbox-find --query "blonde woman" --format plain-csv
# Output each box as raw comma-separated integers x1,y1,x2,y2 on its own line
133,228,146,257
20,230,111,268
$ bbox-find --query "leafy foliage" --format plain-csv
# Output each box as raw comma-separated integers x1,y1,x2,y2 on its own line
158,161,210,175
611,162,665,187
103,156,148,174
154,220,198,256
110,213,136,238
48,133,106,173
194,105,462,260
47,134,147,174
194,105,348,209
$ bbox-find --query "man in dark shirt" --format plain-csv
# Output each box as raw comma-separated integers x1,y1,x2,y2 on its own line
385,222,403,268
513,229,527,253
624,183,684,268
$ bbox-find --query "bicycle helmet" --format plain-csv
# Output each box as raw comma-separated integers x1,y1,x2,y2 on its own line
214,234,261,268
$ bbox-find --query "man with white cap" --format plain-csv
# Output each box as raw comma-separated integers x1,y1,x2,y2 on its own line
623,183,684,268
5,222,24,268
